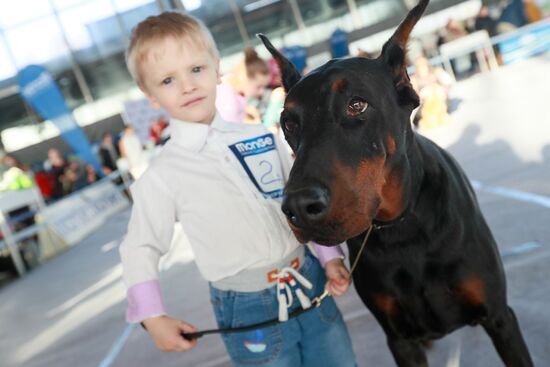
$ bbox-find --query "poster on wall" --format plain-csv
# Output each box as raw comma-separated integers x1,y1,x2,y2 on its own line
122,98,169,144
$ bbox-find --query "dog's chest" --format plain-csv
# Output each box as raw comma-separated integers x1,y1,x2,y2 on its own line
352,242,487,338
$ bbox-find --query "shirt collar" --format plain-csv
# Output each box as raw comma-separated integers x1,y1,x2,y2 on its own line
168,112,243,152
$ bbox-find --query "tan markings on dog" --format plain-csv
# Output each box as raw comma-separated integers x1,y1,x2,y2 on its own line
285,100,296,110
397,21,415,46
386,135,396,156
456,277,486,305
327,158,385,238
288,220,308,244
376,168,405,222
331,78,347,93
373,293,398,316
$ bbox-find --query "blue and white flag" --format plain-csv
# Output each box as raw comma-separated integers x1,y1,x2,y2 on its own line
17,65,102,174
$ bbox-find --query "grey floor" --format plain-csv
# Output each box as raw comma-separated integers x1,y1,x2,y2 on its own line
1,53,550,367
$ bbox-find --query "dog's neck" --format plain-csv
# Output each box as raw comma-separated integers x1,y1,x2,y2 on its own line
373,126,425,229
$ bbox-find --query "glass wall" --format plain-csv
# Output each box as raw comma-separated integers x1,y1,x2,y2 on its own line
354,0,407,29
185,0,245,57
57,0,160,101
0,93,40,131
0,0,162,138
296,0,354,43
0,35,17,89
236,0,299,46
0,0,471,150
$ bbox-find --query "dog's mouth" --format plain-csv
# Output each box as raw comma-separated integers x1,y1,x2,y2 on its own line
283,160,385,246
287,218,371,246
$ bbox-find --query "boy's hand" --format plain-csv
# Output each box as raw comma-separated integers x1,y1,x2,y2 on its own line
142,315,198,352
324,258,351,297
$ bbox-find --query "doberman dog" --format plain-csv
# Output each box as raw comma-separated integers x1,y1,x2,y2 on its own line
258,0,533,366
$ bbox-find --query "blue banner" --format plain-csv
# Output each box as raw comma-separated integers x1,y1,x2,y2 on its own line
16,65,102,174
282,46,308,74
331,29,349,58
497,20,550,64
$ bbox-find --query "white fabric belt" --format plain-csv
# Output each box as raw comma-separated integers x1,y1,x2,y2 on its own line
211,246,306,292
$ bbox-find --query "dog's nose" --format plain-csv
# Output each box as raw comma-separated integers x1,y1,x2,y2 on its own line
282,186,330,227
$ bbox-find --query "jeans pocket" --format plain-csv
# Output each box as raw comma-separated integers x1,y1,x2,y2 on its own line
212,291,284,365
317,293,342,325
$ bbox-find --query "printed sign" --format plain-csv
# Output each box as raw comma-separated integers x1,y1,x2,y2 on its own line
16,65,102,174
122,98,169,143
498,20,550,64
229,133,284,199
43,180,129,246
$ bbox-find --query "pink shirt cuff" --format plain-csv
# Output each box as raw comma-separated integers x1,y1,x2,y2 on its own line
126,280,166,323
312,243,345,267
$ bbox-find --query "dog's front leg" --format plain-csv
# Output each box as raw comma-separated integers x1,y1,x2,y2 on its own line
387,337,428,367
482,306,533,367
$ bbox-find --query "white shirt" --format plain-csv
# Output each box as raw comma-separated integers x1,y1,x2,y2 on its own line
119,114,293,321
119,113,343,322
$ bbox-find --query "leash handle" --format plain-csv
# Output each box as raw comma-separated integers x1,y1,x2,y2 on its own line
312,289,329,307
140,321,207,340
182,331,204,340
180,290,331,340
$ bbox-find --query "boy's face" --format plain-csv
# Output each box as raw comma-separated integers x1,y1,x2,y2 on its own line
141,36,220,124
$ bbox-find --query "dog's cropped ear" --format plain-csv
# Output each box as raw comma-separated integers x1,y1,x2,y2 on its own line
257,33,301,92
379,0,429,109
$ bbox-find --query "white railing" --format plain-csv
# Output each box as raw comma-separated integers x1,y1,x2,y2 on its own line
0,169,132,277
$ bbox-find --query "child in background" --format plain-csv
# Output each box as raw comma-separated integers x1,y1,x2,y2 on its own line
121,12,357,366
118,125,148,179
411,56,452,130
216,48,271,124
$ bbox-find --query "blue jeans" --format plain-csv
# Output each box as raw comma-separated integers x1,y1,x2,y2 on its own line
209,249,357,367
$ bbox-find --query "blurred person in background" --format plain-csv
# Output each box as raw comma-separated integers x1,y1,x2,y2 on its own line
497,0,529,33
437,19,475,78
98,132,120,175
438,19,468,45
0,154,34,191
86,164,98,185
259,57,286,134
261,85,285,134
411,56,453,130
474,5,503,64
45,148,69,199
148,116,169,145
32,163,55,202
524,0,543,23
2,154,30,172
475,5,498,36
118,125,148,179
63,156,97,192
216,47,271,124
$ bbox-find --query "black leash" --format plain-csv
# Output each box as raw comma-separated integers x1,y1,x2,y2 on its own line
181,290,330,340
140,284,329,340
144,226,374,341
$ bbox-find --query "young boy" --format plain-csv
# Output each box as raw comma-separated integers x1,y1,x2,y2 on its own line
120,12,357,366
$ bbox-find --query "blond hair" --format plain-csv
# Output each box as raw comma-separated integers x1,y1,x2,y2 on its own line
126,12,219,88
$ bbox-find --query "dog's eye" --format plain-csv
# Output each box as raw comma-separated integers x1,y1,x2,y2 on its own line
347,97,368,117
283,120,299,134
